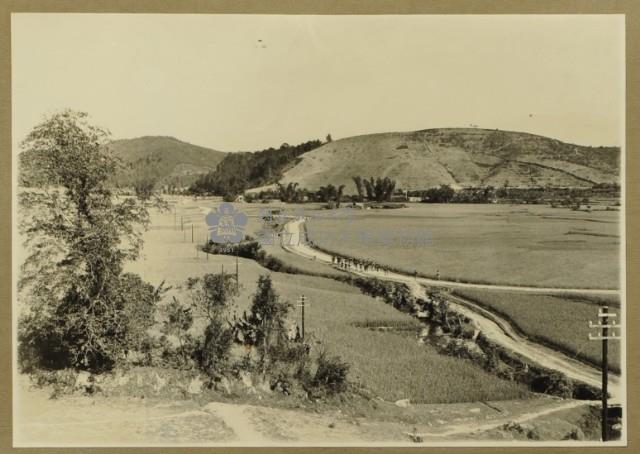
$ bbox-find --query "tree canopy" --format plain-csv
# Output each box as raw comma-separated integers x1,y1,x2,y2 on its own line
189,139,322,196
18,110,160,371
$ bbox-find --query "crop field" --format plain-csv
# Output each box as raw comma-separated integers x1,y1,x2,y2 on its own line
452,288,621,372
304,203,621,289
126,198,530,404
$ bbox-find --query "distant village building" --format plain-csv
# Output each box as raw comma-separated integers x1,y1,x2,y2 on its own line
390,189,409,202
234,194,246,203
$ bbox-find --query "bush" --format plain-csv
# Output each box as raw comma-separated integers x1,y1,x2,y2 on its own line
31,369,78,399
18,274,162,373
159,297,194,368
196,319,235,380
182,273,238,378
530,372,573,398
311,352,349,395
203,240,304,275
223,193,237,202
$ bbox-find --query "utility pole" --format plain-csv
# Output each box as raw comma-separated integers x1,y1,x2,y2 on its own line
589,305,621,442
297,295,307,340
235,253,239,291
191,224,194,243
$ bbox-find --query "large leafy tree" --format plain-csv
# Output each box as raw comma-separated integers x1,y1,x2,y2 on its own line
18,110,160,371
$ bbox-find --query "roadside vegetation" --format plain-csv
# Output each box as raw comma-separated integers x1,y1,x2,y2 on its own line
452,288,621,372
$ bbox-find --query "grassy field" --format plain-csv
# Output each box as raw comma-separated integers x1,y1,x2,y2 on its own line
305,203,621,289
452,288,621,372
125,197,530,404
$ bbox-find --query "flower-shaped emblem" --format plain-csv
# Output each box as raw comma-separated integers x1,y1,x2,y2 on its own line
205,202,248,244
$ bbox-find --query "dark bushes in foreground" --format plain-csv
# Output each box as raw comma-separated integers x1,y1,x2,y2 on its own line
19,274,163,373
311,352,350,395
154,273,350,398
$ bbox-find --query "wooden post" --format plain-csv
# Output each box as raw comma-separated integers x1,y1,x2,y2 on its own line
300,295,306,340
602,314,608,442
589,306,621,442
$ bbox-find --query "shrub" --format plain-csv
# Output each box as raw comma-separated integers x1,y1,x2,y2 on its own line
531,373,574,398
183,273,239,379
197,319,235,380
18,274,162,373
312,352,350,395
202,239,304,275
240,275,293,374
159,297,194,368
223,193,237,202
31,369,78,399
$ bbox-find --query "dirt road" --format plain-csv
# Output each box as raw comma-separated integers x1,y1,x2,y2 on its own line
280,218,622,401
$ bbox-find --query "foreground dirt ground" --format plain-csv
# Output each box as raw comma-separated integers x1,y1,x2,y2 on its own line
14,377,598,446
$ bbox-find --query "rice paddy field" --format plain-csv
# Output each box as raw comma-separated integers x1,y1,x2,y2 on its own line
452,288,621,372
125,198,531,404
304,203,621,289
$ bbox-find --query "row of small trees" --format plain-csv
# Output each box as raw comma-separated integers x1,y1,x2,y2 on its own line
275,182,347,207
352,176,396,202
274,177,397,205
413,184,598,205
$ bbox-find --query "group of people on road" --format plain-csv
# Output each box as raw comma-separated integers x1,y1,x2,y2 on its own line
330,255,389,275
329,254,441,281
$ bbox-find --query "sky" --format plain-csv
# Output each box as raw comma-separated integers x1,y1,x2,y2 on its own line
12,14,624,151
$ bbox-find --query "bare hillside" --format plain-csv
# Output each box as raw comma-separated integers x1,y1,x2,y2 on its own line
280,128,620,192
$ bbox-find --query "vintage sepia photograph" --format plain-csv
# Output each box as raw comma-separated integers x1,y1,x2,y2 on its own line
11,13,626,446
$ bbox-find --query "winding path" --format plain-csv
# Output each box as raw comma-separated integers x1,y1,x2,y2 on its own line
280,218,622,401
